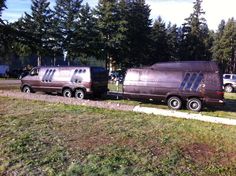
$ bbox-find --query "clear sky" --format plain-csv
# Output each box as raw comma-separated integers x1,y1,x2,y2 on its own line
2,0,236,31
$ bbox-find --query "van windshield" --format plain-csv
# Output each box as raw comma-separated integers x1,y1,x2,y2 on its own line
91,67,108,81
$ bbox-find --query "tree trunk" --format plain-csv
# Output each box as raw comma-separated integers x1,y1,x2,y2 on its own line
37,55,41,67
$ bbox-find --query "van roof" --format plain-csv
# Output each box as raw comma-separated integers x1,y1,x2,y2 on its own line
149,61,219,72
35,66,105,69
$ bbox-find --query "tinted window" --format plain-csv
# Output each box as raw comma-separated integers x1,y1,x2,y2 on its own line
232,75,236,80
224,75,231,79
192,73,204,91
91,67,107,81
185,73,197,90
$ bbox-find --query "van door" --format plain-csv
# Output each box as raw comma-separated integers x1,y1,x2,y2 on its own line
28,68,41,91
40,68,57,92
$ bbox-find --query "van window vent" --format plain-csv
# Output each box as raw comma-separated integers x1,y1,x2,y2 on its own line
42,69,56,82
71,69,83,83
180,72,204,91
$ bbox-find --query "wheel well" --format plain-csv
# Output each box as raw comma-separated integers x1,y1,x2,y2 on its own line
166,95,182,102
75,87,86,93
186,96,202,102
22,84,31,90
224,83,232,87
62,87,73,93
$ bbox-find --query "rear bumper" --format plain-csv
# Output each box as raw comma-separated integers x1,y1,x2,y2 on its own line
204,98,225,106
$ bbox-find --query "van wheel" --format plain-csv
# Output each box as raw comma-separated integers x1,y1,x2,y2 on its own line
63,89,72,98
167,96,182,110
225,85,233,93
22,86,32,93
75,89,85,99
187,98,202,112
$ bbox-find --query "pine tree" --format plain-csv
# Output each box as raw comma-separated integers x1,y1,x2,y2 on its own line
74,3,98,58
19,0,54,66
166,23,179,61
0,0,6,23
179,0,212,61
149,17,169,64
54,0,83,65
95,0,128,70
125,0,152,67
212,18,236,73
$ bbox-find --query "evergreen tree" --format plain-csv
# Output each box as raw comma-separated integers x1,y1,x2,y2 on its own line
166,23,179,61
19,0,54,66
125,0,152,67
95,0,127,70
74,3,98,58
0,0,6,24
212,18,236,73
54,0,83,65
149,17,169,63
179,0,212,61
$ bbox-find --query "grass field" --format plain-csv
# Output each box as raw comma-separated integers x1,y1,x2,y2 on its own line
0,97,236,175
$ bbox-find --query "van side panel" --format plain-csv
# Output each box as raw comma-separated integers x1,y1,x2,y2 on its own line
123,61,224,106
21,66,108,96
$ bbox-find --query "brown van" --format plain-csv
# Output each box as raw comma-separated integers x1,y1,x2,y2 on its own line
21,66,108,99
123,61,225,111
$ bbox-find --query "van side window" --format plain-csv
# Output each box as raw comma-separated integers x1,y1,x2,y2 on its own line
30,68,39,76
192,73,204,91
224,75,230,79
185,73,197,90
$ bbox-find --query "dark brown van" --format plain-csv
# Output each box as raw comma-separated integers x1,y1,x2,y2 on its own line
21,66,108,99
123,61,225,111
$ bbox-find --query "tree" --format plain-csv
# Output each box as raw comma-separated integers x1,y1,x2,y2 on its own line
179,0,212,61
54,0,83,65
149,17,169,64
74,3,98,58
124,0,152,67
95,0,128,70
0,0,6,23
212,18,236,73
18,0,54,66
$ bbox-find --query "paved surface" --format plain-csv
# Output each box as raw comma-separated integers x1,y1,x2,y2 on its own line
0,88,236,126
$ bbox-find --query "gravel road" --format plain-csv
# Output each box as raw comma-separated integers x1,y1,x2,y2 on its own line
0,79,236,126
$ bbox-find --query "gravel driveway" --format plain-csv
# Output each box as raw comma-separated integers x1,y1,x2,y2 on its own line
0,79,236,126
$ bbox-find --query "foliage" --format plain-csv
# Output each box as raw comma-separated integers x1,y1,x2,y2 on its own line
212,18,236,73
53,0,83,65
179,0,212,61
1,0,236,72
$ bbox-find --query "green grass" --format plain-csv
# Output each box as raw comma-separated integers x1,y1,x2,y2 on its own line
0,97,236,175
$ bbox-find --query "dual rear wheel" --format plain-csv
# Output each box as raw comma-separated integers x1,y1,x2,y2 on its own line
167,96,202,112
62,88,85,100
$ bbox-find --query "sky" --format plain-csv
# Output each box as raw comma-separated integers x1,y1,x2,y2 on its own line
2,0,236,31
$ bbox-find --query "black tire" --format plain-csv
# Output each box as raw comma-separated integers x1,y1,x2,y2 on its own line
187,98,202,112
224,85,233,93
75,89,85,99
22,85,32,93
167,96,182,110
63,89,73,98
